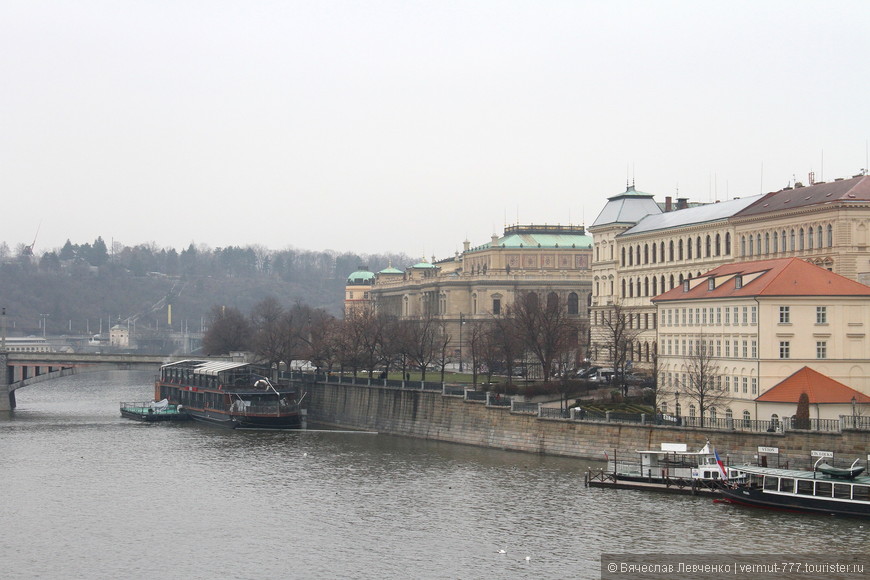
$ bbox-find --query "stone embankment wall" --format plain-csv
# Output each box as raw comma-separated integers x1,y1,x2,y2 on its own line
306,382,868,465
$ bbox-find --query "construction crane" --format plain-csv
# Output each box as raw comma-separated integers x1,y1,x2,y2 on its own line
22,222,41,256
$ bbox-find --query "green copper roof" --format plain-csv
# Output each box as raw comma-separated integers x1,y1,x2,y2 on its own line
378,266,403,275
467,225,592,252
347,270,375,284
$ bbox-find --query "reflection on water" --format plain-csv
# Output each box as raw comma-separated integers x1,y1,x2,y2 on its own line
0,372,863,579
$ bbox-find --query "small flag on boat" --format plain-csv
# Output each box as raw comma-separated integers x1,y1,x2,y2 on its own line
714,448,728,481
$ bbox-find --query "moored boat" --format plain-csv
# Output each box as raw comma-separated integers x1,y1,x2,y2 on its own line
586,441,744,494
155,360,304,429
718,459,870,518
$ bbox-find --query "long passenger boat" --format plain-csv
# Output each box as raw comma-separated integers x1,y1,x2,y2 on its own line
718,460,870,518
155,360,304,429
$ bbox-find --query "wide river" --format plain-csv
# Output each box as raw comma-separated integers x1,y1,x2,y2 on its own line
1,371,865,579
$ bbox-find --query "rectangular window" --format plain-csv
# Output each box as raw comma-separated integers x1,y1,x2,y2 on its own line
742,306,748,324
725,340,731,357
724,308,730,325
702,309,707,325
751,341,757,359
689,309,694,325
742,340,748,358
716,340,721,357
779,341,790,359
751,378,757,395
716,307,721,325
492,299,501,315
725,376,730,391
816,341,827,359
816,306,827,324
751,306,757,324
779,306,790,323
733,376,739,393
733,307,739,324
742,377,748,394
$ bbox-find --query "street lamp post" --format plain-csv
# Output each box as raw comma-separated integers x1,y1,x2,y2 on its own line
39,313,50,338
458,313,465,372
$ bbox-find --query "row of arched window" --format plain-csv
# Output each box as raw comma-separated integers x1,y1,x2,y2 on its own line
604,271,703,299
620,233,732,267
740,224,833,257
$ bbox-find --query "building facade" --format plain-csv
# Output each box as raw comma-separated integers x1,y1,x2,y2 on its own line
361,224,594,368
589,175,870,372
653,258,870,422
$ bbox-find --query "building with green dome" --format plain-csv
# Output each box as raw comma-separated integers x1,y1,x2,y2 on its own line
354,224,594,370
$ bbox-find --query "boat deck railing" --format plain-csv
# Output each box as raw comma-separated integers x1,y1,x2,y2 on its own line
120,401,184,415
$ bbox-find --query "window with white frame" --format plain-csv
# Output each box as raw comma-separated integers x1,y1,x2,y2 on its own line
816,306,827,324
779,341,790,359
779,306,790,323
816,341,827,359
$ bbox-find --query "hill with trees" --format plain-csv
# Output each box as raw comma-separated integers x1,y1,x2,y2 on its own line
0,237,410,337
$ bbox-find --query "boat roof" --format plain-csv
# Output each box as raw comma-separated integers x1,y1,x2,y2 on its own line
161,359,252,376
732,464,870,484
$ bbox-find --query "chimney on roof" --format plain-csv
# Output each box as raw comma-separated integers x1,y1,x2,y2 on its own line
676,198,688,210
665,196,672,212
795,182,804,188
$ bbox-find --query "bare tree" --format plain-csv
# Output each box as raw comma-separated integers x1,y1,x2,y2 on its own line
509,291,580,382
399,314,441,381
202,305,251,355
488,311,525,384
673,335,730,427
595,301,643,393
464,319,490,387
250,297,285,374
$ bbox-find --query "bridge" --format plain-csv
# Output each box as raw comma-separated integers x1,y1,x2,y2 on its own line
0,351,225,411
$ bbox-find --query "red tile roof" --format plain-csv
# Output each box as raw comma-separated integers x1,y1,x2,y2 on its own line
756,366,870,404
653,257,870,302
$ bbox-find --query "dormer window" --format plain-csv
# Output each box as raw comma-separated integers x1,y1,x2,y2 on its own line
735,275,743,289
683,280,690,292
707,279,715,291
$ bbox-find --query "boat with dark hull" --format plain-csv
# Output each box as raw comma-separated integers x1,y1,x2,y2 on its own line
718,461,870,518
155,360,304,430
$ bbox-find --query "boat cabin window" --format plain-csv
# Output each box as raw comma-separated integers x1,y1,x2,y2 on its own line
778,478,794,493
853,486,870,502
833,484,852,500
763,476,778,491
815,482,832,497
796,480,814,495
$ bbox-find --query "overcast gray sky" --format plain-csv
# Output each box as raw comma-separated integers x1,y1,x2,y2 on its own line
3,1,869,260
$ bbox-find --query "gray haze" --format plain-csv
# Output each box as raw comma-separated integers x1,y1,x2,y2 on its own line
3,1,869,259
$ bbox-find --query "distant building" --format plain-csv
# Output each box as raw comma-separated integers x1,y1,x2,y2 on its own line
356,224,594,368
109,324,130,348
1,336,52,353
344,266,376,317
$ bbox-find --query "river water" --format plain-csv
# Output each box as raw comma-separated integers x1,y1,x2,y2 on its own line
1,372,865,580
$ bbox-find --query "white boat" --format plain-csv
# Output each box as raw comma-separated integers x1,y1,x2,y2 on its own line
607,441,743,484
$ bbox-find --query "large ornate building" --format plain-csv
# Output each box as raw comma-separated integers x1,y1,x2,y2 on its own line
589,175,870,371
348,224,594,368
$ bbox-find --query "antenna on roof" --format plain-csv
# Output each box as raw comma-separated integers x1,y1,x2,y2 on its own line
821,148,824,182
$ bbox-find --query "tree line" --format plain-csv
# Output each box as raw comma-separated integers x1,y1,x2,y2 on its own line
0,236,411,333
203,292,588,388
